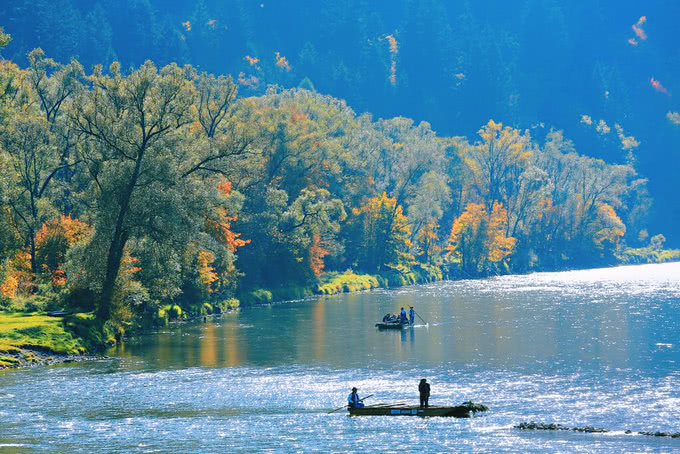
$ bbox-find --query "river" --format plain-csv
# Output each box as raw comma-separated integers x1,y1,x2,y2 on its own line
1,262,679,452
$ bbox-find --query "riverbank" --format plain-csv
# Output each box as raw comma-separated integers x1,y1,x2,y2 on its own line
0,312,101,369
4,259,679,370
239,264,445,305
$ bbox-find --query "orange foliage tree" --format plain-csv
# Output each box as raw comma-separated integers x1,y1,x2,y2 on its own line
34,215,91,279
207,181,250,253
198,181,250,294
308,233,329,278
592,203,625,250
446,202,516,275
0,215,91,294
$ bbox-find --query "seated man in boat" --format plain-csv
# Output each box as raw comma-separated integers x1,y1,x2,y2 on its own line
419,379,430,408
408,307,415,325
382,313,398,323
400,307,408,324
348,387,364,408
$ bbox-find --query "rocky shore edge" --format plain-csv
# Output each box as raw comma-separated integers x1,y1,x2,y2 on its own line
516,421,680,438
0,347,104,370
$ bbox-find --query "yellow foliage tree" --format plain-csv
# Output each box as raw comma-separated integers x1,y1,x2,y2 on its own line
593,203,625,248
197,250,219,289
464,120,533,217
446,202,516,275
350,192,412,272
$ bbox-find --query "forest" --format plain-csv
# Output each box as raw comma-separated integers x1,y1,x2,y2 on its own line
1,0,678,243
0,1,678,342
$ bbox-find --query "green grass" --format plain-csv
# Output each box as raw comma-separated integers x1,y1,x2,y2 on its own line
0,312,87,355
0,355,22,366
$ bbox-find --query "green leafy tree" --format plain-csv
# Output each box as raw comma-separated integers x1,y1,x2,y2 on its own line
69,61,198,322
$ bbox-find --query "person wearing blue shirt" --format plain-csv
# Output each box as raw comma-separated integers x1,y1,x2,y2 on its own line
400,307,407,324
348,387,364,408
408,306,415,325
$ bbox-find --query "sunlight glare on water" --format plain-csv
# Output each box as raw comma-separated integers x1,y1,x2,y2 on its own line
0,262,679,452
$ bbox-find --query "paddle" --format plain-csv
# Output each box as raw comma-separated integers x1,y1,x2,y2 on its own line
328,394,374,414
413,310,428,325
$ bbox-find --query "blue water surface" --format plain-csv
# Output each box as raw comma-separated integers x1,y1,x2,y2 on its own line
1,262,679,453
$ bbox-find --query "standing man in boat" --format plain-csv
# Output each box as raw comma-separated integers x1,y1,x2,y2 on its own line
348,387,365,408
419,379,431,408
408,306,415,325
400,307,408,325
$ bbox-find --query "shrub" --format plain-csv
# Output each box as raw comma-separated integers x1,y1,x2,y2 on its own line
240,289,273,306
315,271,380,295
156,307,169,327
224,298,239,309
168,304,182,320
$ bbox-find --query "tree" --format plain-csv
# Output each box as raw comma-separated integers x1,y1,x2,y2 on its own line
0,26,10,52
462,120,533,216
0,50,83,275
347,192,412,272
446,202,516,275
69,60,197,322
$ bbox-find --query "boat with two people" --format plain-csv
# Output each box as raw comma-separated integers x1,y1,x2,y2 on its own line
375,306,416,329
375,315,412,329
348,401,489,417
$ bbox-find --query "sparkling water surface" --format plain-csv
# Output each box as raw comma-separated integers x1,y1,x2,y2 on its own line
1,262,680,453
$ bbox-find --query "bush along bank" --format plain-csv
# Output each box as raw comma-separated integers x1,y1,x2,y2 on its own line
238,263,446,303
315,264,443,296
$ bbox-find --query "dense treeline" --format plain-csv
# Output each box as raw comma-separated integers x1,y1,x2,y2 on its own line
1,0,678,244
0,29,671,336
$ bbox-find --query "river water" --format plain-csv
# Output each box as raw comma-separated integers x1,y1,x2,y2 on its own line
1,262,680,453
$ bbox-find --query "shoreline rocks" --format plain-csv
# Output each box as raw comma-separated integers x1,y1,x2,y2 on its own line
515,422,608,433
516,421,680,438
0,348,102,370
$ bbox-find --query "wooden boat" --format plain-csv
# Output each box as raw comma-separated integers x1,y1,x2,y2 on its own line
375,320,412,329
348,402,488,417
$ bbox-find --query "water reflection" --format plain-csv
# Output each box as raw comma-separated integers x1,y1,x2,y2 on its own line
111,262,680,374
3,262,680,453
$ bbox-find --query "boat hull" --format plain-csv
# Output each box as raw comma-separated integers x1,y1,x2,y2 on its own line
348,404,475,417
375,321,412,329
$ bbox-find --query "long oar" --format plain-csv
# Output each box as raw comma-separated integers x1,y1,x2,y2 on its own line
328,394,374,414
414,310,428,325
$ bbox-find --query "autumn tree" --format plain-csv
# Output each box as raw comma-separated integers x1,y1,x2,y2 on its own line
446,202,516,275
460,120,538,235
346,192,412,272
34,215,90,282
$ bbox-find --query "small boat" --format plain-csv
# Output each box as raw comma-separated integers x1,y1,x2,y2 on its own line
375,320,412,329
348,402,488,417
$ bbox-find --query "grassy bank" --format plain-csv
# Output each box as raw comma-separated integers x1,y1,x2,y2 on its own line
0,312,102,368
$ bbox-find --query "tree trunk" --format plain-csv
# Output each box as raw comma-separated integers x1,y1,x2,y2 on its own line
97,228,129,323
97,150,145,324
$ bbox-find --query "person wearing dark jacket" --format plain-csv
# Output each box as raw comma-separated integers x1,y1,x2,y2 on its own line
400,307,408,324
418,379,430,408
